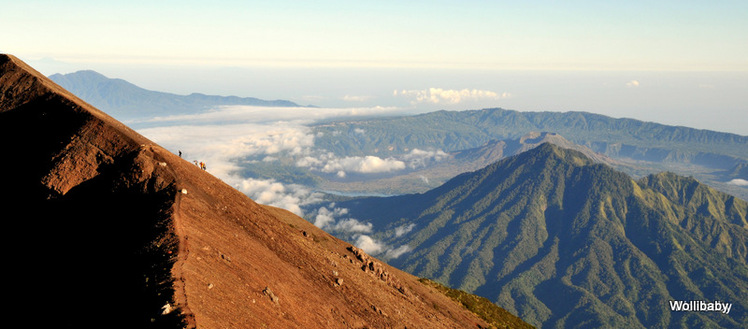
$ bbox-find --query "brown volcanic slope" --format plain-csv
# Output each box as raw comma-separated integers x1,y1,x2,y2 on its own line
0,54,531,328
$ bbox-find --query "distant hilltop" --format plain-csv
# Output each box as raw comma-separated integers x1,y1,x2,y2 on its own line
48,69,306,122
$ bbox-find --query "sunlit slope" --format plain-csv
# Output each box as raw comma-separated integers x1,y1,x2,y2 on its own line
338,143,748,328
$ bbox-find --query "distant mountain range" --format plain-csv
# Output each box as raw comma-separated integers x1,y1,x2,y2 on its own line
46,68,747,201
310,131,619,195
312,108,747,160
310,108,748,200
48,70,303,122
329,143,748,328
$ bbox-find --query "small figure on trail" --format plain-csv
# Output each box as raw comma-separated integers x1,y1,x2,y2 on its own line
200,162,206,170
194,160,199,167
178,150,182,158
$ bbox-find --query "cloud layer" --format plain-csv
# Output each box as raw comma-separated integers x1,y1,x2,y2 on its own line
395,88,510,104
136,104,418,260
311,203,411,258
235,177,323,216
136,105,411,214
295,148,448,177
136,105,442,217
298,154,406,177
728,178,748,186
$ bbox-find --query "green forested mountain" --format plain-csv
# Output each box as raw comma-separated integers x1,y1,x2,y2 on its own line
48,70,301,122
333,143,748,328
312,108,747,161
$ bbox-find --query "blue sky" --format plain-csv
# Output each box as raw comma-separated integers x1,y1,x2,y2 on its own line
2,0,747,134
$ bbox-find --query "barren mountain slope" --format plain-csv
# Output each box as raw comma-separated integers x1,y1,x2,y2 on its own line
0,54,529,328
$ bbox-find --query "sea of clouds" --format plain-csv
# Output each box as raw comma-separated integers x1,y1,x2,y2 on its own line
136,105,426,256
728,178,748,187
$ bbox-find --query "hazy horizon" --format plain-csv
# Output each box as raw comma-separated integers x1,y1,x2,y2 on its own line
22,61,748,136
2,1,747,135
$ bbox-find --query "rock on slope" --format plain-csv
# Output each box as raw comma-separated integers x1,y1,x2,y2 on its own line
0,54,530,328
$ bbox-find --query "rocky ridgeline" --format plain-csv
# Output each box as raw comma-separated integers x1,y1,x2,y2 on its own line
346,246,409,296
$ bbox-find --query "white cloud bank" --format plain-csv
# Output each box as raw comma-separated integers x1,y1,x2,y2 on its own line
138,122,316,187
395,88,511,104
296,153,405,178
385,245,412,259
234,177,323,216
342,95,373,102
310,203,411,258
727,178,748,186
395,223,416,237
322,155,406,175
136,105,403,126
136,104,416,260
355,234,411,258
314,204,374,233
355,235,385,254
314,205,373,233
295,148,448,177
136,105,416,215
353,236,410,258
403,148,449,169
